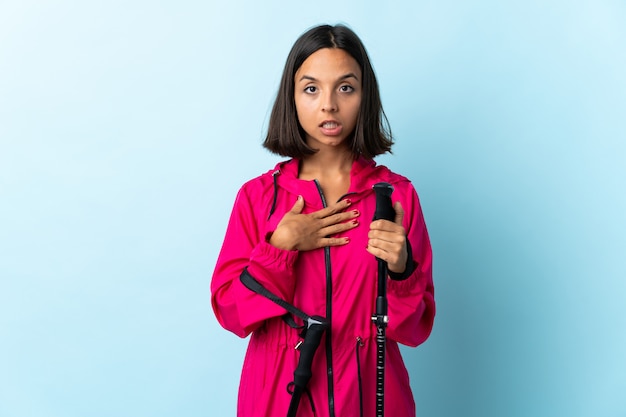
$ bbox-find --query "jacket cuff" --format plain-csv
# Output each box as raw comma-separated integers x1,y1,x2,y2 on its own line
247,241,299,301
250,240,298,269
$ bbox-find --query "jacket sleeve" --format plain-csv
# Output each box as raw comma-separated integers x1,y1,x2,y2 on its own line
211,182,299,338
386,184,435,347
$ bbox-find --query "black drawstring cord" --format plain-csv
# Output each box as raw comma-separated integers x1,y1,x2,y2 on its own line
306,388,317,416
267,169,280,220
287,383,318,416
356,336,364,417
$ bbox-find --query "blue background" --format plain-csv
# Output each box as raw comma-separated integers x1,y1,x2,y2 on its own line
1,1,625,416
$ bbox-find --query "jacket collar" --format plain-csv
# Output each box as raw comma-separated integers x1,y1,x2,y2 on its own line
270,156,406,206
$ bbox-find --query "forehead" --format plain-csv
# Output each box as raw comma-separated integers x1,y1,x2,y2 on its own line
295,48,361,81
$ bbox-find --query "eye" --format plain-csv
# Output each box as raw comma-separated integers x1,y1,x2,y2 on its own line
304,86,317,93
339,85,354,93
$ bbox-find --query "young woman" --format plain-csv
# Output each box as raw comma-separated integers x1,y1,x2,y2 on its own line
211,24,435,417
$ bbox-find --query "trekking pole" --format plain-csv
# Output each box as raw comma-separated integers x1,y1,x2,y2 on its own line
371,182,395,417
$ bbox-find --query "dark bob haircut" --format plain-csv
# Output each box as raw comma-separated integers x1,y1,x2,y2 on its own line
263,24,393,159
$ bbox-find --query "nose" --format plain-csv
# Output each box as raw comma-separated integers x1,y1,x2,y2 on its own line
321,91,337,112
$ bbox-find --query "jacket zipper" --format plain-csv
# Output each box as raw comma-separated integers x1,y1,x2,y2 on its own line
314,179,336,417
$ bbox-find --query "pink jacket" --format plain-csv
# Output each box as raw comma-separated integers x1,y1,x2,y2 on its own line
211,157,435,417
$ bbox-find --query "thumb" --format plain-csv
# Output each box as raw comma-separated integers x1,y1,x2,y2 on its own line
393,201,404,226
291,195,305,214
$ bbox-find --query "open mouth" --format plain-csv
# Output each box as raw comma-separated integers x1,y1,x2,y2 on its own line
319,120,343,137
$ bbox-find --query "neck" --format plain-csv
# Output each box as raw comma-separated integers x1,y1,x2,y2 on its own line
299,146,354,180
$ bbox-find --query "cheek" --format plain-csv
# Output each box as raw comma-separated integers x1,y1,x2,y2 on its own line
294,101,305,123
347,100,361,126
349,94,362,114
295,101,315,123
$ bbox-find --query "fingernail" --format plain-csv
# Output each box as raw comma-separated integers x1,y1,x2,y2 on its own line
352,219,359,225
352,209,359,216
345,199,352,205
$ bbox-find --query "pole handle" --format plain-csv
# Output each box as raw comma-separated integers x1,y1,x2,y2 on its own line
372,182,395,222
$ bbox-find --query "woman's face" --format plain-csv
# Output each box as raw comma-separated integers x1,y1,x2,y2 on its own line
294,48,362,152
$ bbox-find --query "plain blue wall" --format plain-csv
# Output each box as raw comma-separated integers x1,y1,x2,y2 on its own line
1,1,625,416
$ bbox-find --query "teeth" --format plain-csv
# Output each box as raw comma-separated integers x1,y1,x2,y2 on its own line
322,122,338,128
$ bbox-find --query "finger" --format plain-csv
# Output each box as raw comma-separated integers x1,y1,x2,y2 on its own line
369,220,404,235
314,199,352,219
365,244,386,261
393,201,404,226
320,210,360,228
319,236,351,247
368,229,405,247
369,236,403,253
290,195,305,214
367,241,403,266
321,218,359,236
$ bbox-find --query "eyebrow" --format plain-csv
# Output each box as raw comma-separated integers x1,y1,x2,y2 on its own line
298,73,360,83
